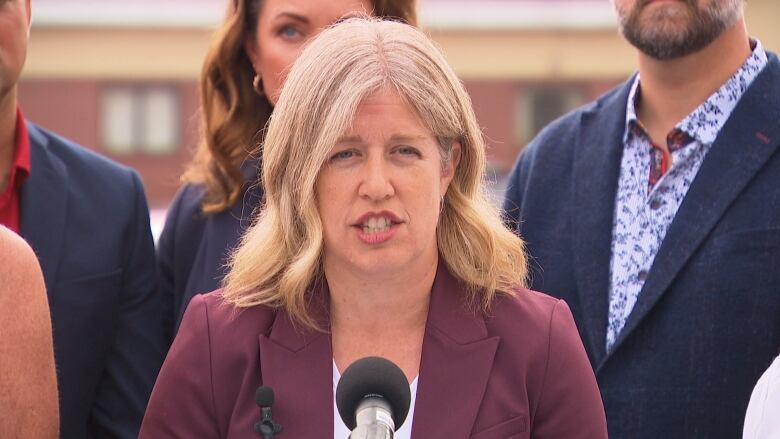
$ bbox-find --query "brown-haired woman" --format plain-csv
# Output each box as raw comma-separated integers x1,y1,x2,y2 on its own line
157,0,417,341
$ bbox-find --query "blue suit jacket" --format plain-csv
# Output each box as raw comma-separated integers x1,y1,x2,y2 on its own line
157,162,262,342
503,53,780,438
20,123,166,438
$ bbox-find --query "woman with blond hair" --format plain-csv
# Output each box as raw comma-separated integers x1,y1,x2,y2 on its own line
157,0,417,341
142,18,607,438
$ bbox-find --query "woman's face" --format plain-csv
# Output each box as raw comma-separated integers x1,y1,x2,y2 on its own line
315,88,460,278
245,0,373,105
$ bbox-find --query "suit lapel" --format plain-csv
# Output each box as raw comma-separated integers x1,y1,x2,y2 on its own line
20,124,68,288
411,264,499,439
258,283,333,438
609,56,780,356
571,80,633,368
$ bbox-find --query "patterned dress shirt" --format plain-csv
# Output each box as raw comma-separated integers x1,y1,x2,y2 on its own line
606,40,768,350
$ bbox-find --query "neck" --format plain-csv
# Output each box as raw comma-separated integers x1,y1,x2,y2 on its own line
327,256,436,334
0,89,19,191
635,20,751,145
327,253,436,381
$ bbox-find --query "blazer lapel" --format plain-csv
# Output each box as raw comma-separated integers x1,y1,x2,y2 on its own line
411,264,499,439
609,56,780,356
571,80,633,368
258,284,333,438
20,124,68,287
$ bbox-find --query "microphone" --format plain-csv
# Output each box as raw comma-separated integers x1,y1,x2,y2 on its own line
336,357,411,439
254,386,283,438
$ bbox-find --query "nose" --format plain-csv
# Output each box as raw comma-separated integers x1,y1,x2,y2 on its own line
358,155,395,201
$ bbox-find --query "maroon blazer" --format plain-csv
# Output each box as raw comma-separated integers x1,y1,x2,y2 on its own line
140,264,607,438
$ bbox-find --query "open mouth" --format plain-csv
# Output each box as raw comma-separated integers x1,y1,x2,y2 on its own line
361,216,393,234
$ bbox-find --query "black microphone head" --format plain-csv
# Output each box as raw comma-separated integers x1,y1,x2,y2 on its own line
255,386,275,408
336,356,411,431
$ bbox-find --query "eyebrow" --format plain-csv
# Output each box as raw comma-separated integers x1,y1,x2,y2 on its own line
336,134,430,144
273,12,310,24
390,134,429,143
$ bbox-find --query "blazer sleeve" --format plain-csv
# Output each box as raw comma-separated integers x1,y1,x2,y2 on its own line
157,184,187,345
502,139,538,231
502,149,527,229
532,300,607,439
140,293,221,438
89,171,167,439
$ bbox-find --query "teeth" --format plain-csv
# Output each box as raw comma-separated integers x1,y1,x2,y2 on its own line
361,217,392,234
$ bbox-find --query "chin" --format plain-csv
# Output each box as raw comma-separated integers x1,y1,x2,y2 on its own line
356,253,413,276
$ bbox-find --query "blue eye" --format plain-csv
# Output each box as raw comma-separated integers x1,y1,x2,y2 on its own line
331,150,356,161
397,146,421,157
279,26,302,39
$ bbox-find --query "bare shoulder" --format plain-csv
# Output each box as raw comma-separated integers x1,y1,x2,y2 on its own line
0,226,44,296
0,228,59,438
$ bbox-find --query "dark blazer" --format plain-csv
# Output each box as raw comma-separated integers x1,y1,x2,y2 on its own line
140,263,608,439
20,123,166,438
502,53,780,438
157,163,262,342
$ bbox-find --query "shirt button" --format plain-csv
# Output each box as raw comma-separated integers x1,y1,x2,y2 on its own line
638,270,648,281
649,200,661,210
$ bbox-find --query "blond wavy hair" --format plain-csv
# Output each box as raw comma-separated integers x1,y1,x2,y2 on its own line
182,0,418,214
223,18,527,328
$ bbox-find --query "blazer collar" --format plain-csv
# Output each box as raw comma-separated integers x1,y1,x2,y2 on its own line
606,54,780,359
411,262,499,438
20,123,69,287
257,262,499,438
571,77,634,367
258,281,333,438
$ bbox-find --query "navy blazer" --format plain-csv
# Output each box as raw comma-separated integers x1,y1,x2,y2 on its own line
503,54,780,438
140,263,608,439
157,163,263,342
20,123,166,438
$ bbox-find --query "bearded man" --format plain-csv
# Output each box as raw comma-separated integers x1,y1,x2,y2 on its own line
503,0,780,437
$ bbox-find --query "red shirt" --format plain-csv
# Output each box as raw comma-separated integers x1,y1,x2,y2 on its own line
0,107,31,234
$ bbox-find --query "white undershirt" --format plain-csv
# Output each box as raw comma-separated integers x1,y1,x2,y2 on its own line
333,361,418,439
743,355,780,439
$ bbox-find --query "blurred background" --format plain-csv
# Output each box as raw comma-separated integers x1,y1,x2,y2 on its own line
18,0,780,237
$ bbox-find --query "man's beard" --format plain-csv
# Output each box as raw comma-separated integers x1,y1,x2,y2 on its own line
617,0,743,60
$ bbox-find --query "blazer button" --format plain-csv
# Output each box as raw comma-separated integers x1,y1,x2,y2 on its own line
649,200,662,210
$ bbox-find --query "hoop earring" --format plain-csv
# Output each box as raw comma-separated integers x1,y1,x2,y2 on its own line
252,74,264,96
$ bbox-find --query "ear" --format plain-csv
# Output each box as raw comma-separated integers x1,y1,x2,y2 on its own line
440,141,461,196
25,0,32,30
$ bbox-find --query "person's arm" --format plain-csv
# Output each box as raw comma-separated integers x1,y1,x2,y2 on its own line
0,227,59,438
157,185,187,345
501,150,527,229
89,172,167,438
531,300,608,439
140,293,221,438
502,138,538,232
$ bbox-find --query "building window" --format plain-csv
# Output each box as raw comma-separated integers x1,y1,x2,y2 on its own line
515,85,584,145
101,85,179,155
